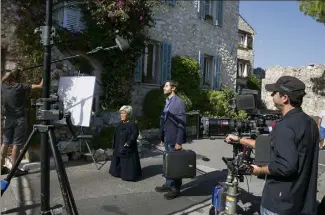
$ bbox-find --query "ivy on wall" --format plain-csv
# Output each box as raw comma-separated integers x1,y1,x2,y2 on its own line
12,0,157,109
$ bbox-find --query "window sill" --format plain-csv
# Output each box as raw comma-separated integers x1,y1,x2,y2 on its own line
139,83,161,87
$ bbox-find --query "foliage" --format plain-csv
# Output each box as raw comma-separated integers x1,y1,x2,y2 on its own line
170,56,210,112
92,126,116,149
247,73,261,90
12,0,156,110
141,88,193,129
171,56,201,97
207,87,248,120
142,88,166,125
177,92,193,111
299,0,325,24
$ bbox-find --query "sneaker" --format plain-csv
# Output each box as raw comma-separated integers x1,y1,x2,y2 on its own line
155,184,171,193
1,166,10,175
164,190,180,200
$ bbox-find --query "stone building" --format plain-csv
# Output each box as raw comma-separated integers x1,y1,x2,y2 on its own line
2,0,242,118
261,64,325,116
237,15,255,81
131,0,240,116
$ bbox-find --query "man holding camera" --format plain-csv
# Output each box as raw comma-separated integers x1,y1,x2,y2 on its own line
226,76,319,215
1,69,43,175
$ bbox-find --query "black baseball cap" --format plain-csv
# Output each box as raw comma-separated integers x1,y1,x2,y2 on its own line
265,76,306,97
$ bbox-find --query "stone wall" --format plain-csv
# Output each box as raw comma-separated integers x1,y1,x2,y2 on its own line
237,15,254,76
261,64,325,116
131,0,239,116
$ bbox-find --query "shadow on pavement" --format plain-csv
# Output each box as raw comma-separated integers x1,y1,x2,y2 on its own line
140,164,163,180
102,205,128,215
1,203,41,214
178,170,261,214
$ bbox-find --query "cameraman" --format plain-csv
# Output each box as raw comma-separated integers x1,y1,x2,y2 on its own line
226,76,319,215
1,69,43,175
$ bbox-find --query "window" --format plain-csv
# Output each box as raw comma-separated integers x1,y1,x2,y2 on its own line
141,42,161,84
205,0,213,21
203,55,213,86
53,2,86,32
238,62,245,77
237,61,251,78
198,0,224,26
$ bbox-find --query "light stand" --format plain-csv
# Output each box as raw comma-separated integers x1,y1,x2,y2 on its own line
40,0,53,213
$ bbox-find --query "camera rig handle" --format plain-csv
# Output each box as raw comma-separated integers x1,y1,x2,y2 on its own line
65,112,92,141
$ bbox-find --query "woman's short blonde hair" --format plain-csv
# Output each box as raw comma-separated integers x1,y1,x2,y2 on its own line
119,105,133,118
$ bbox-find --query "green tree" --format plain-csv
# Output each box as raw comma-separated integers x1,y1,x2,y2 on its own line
299,0,325,24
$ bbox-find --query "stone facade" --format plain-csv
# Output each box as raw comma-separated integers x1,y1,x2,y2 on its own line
131,0,240,116
261,64,325,116
237,15,254,78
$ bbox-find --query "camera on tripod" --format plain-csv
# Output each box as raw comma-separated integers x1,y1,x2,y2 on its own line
31,94,64,121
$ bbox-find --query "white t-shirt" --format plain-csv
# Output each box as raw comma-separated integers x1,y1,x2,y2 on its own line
319,110,325,128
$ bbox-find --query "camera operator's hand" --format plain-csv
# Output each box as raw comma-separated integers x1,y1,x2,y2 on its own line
250,164,270,176
225,134,239,143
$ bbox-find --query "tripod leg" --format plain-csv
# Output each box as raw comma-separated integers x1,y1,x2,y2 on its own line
48,130,79,215
84,140,99,170
1,128,37,196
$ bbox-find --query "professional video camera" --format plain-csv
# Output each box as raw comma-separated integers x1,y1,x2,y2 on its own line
209,80,281,215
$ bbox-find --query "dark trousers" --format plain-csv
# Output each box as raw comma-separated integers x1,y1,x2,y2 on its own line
164,143,182,191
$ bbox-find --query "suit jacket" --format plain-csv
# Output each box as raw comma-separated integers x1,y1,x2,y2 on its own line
160,95,187,145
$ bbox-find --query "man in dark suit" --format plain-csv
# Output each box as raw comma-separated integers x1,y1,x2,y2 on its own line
155,80,186,200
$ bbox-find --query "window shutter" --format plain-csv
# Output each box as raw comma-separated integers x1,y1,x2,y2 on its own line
198,0,206,20
168,0,176,6
166,43,172,80
63,7,80,32
134,55,142,83
160,41,170,85
198,51,204,87
214,55,222,90
216,0,224,26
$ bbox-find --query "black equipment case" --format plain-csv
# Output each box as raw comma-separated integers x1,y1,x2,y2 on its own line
163,150,196,179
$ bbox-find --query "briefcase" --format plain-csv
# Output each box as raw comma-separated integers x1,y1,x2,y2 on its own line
163,150,196,179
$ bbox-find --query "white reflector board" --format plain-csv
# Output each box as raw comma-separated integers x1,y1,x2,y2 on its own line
57,76,96,127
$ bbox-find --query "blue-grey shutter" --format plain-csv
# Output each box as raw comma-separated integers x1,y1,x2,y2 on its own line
215,55,222,90
166,43,172,80
198,51,204,87
216,0,224,26
198,0,206,20
168,0,176,6
160,41,168,85
134,55,142,83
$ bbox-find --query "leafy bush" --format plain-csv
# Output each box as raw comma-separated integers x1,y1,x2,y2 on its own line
171,56,200,96
141,88,193,129
178,92,193,111
207,87,247,120
247,74,261,90
142,88,166,124
92,126,115,149
171,56,209,112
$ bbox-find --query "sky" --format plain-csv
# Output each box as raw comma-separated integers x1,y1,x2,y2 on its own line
239,1,325,69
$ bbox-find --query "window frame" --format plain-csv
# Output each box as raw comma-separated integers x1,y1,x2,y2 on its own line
141,41,161,85
203,55,213,86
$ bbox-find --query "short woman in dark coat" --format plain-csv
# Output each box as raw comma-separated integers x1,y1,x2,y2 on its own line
109,105,142,181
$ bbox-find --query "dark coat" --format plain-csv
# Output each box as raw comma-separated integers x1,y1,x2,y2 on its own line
109,121,142,181
160,95,187,145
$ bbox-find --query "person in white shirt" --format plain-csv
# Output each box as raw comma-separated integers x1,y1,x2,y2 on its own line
318,110,325,150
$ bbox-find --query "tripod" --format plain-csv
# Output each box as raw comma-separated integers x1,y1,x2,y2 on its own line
1,116,79,215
